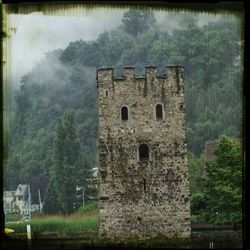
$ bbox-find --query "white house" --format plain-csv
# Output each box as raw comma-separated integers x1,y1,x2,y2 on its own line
12,184,29,215
3,191,15,213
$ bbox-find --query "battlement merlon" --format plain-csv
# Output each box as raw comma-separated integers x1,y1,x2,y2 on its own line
96,67,114,88
97,65,184,89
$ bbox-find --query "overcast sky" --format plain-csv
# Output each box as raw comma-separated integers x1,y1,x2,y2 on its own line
5,7,237,88
7,8,127,87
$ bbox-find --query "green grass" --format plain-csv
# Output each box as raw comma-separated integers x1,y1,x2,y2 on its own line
5,208,99,234
6,217,99,234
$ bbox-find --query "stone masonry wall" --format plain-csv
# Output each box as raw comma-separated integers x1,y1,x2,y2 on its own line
97,65,191,239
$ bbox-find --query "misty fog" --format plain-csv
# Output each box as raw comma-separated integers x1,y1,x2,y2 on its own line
6,7,230,89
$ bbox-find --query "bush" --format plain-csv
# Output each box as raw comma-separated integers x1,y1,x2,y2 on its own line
191,192,206,215
76,202,98,215
5,213,22,222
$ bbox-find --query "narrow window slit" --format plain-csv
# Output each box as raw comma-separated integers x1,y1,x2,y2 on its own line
143,178,146,191
139,144,149,161
121,106,128,120
156,104,163,120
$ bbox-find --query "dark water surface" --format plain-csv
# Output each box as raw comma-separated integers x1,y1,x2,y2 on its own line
2,231,243,249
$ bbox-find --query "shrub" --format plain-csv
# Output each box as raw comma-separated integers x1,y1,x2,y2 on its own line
5,213,22,222
76,202,98,215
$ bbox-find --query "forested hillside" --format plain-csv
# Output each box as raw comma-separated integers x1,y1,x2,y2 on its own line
5,10,243,208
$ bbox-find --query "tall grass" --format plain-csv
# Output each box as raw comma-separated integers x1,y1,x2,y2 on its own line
6,216,99,233
5,202,99,234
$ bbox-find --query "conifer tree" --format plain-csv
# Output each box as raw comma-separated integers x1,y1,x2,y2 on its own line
45,110,87,214
43,177,61,214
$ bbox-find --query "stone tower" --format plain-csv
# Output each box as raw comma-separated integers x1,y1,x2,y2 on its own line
97,65,191,238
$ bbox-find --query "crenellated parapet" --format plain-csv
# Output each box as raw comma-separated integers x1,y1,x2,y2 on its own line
97,65,183,80
97,65,184,95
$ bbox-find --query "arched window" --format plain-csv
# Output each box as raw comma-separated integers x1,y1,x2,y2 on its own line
105,90,109,97
139,144,149,161
156,104,163,120
121,106,128,120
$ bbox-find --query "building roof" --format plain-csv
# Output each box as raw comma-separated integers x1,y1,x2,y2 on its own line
4,191,15,198
15,184,29,196
202,138,243,180
204,140,219,162
204,139,242,162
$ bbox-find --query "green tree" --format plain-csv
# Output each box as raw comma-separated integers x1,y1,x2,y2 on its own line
122,9,156,37
28,174,49,204
188,152,206,220
191,192,206,220
204,136,243,226
46,110,86,214
188,152,205,195
43,176,61,214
